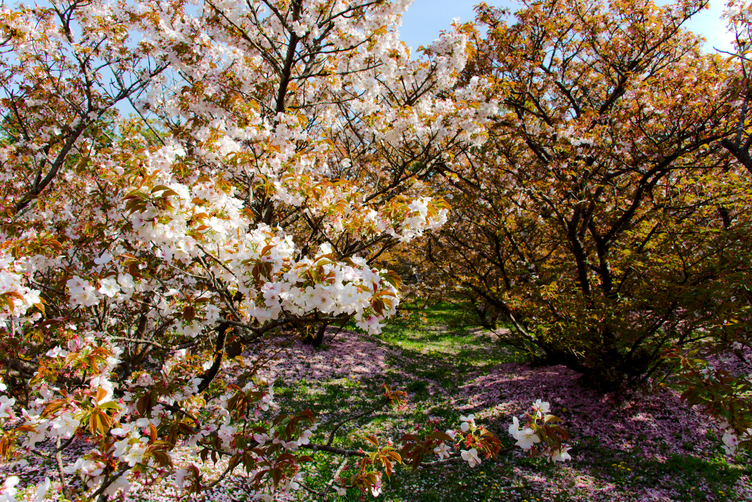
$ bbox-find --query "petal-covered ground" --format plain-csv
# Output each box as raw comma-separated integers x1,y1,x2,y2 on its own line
4,303,751,501
460,362,718,462
254,313,752,502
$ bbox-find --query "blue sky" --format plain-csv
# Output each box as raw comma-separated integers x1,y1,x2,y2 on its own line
400,0,734,54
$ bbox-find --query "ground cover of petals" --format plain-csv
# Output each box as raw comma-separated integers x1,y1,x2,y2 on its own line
3,302,751,501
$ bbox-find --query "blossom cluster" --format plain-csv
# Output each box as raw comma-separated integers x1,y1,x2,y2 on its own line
0,251,42,330
719,420,752,457
508,400,572,462
0,332,317,501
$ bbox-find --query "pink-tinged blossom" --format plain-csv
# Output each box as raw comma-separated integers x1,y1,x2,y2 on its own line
105,474,131,496
117,273,135,293
508,416,541,450
33,477,50,502
110,425,132,437
118,438,149,467
50,411,79,438
722,431,739,456
0,395,15,420
460,413,476,432
253,432,271,445
98,277,120,297
434,442,451,459
551,446,572,462
93,251,113,265
515,428,540,450
407,197,429,217
0,476,19,502
0,252,43,326
370,473,383,497
135,372,153,387
355,314,384,335
508,416,521,437
45,346,68,358
91,378,115,405
113,437,132,459
532,399,551,416
461,448,481,467
67,277,99,307
64,457,104,483
297,428,313,446
218,424,237,449
174,468,189,489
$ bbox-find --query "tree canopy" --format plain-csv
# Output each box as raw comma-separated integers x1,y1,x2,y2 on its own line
0,0,750,500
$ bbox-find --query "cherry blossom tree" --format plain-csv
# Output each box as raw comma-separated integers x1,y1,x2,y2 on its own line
0,0,568,500
424,0,746,389
667,0,752,458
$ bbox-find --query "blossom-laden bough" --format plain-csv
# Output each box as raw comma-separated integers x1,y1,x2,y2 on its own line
2,349,570,501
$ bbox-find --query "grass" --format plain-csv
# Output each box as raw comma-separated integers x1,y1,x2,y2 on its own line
5,301,749,502
264,300,752,501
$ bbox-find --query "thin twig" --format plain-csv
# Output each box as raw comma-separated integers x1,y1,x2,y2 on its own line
326,399,389,447
204,461,237,490
320,457,349,501
55,437,73,500
299,483,325,498
88,465,129,502
306,443,366,457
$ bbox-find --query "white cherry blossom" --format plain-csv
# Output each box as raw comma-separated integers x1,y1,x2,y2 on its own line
460,448,481,467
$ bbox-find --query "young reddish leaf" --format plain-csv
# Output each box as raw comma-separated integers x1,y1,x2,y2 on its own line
430,431,455,442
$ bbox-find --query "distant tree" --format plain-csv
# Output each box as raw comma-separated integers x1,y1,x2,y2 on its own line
426,0,747,389
720,0,752,173
666,0,752,458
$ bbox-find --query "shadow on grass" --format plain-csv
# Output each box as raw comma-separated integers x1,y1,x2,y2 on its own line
254,299,752,502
